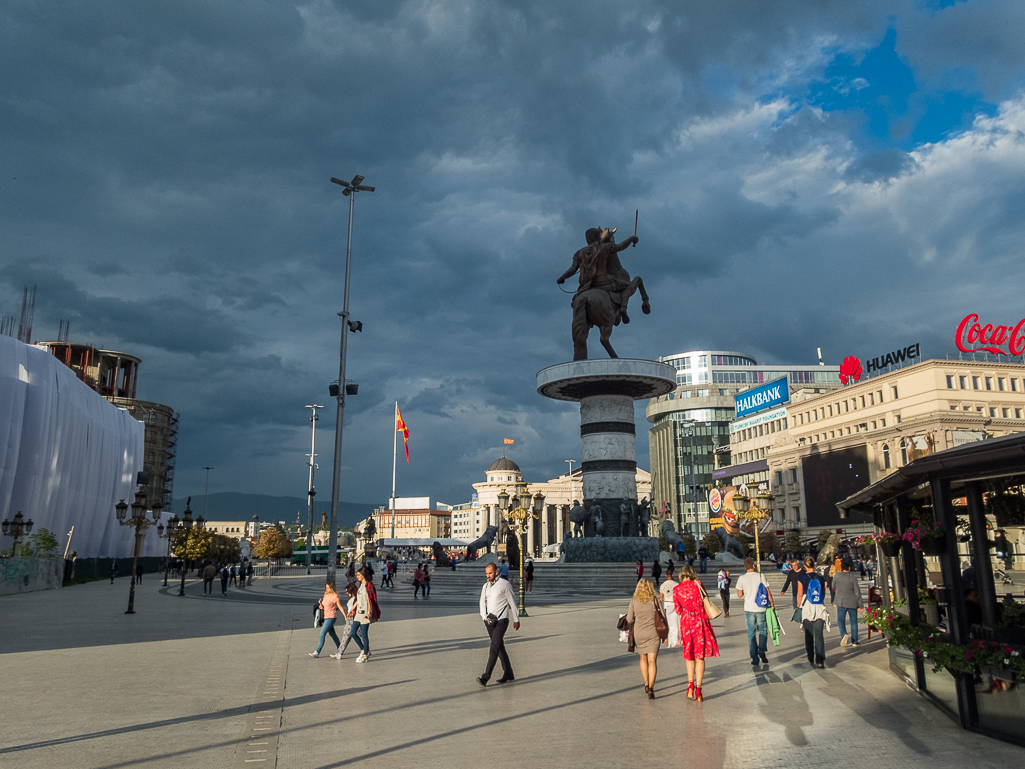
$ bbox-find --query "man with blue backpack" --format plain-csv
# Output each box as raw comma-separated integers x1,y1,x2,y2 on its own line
796,556,831,668
736,557,774,667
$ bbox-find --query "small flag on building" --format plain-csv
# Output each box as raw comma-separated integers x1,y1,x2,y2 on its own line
396,406,410,462
504,438,515,445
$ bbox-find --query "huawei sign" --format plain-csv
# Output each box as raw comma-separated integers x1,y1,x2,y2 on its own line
839,355,862,385
956,313,1025,356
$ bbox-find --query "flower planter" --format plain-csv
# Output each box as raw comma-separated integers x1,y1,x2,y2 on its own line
880,540,901,558
920,604,940,626
920,537,945,556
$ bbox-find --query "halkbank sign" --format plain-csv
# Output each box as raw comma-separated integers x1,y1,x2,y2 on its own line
734,377,790,419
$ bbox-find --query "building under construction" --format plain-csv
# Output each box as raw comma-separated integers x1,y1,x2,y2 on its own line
39,340,179,514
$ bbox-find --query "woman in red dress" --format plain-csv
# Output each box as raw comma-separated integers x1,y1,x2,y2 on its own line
673,563,720,701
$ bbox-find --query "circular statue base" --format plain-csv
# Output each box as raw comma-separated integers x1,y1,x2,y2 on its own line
562,536,659,563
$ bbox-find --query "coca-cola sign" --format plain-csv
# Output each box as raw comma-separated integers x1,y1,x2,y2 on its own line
955,313,1025,356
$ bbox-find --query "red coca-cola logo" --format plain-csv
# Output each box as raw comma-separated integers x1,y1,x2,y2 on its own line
839,355,862,385
955,313,1025,356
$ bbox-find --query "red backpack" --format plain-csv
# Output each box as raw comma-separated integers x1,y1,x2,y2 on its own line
367,583,382,624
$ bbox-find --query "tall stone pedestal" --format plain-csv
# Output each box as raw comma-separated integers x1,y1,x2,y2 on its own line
537,359,676,539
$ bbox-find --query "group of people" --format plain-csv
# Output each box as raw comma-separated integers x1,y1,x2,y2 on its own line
311,565,376,663
622,554,867,696
198,560,253,595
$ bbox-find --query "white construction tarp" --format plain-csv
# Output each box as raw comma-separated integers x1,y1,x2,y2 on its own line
0,335,160,558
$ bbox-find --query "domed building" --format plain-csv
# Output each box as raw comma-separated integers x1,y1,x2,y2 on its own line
448,455,651,558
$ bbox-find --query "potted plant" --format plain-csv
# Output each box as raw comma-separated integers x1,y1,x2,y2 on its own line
873,531,902,557
904,518,945,556
918,588,940,626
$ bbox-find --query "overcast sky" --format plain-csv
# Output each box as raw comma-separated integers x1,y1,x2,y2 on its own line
4,1,1025,509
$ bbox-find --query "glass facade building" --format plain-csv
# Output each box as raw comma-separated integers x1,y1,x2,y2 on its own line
646,350,840,534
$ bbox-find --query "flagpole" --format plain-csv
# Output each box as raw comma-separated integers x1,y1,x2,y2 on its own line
390,401,398,540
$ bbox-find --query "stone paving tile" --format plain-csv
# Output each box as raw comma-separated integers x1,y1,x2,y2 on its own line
1,574,1023,769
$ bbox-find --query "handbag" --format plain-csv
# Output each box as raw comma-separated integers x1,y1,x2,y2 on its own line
699,583,723,621
653,601,669,642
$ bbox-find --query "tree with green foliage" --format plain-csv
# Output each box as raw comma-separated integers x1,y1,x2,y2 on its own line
172,527,212,561
682,533,697,557
255,527,292,560
208,533,240,563
13,527,59,557
701,532,721,557
759,531,784,561
784,530,804,559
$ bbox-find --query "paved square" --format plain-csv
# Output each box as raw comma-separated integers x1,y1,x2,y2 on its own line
1,571,1022,768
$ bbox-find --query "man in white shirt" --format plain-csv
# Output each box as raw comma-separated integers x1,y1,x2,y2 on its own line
736,557,774,667
477,563,520,686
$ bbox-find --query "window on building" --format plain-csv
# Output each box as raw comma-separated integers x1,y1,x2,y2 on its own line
959,375,967,389
878,390,884,403
946,375,954,389
774,471,783,486
719,389,728,396
973,376,980,389
843,400,849,413
697,389,709,397
792,506,801,522
900,438,909,466
1003,408,1009,418
998,378,1006,391
871,421,877,429
895,414,901,423
869,393,874,405
977,407,984,413
1017,408,1023,418
990,408,997,417
986,377,993,391
860,396,866,408
829,430,835,438
882,444,891,469
828,405,833,417
790,468,798,483
963,405,970,411
1012,379,1019,392
891,385,898,399
845,426,851,435
950,405,958,411
881,418,886,427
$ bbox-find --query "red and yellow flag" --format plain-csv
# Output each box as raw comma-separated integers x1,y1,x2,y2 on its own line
504,438,514,445
396,406,410,463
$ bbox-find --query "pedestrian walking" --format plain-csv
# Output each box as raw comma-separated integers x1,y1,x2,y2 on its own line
331,583,359,659
698,545,709,574
796,557,830,668
525,557,534,592
413,564,425,598
310,582,344,658
780,559,802,608
237,562,247,589
626,578,665,699
717,568,732,618
348,567,375,663
635,560,644,582
673,564,720,702
833,558,863,648
229,564,237,586
659,567,681,649
477,562,519,686
498,558,510,580
202,561,216,595
220,564,229,595
346,560,356,586
135,562,144,585
423,563,431,598
736,557,774,668
108,559,118,584
651,558,662,588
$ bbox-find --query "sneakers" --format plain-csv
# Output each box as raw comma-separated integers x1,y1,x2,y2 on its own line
309,652,320,658
840,633,851,647
356,653,368,663
329,651,342,660
851,641,861,647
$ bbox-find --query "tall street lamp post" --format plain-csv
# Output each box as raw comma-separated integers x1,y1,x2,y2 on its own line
327,173,374,584
1,511,34,554
115,488,162,614
158,514,179,587
500,488,544,618
305,404,323,575
732,487,774,573
177,502,205,596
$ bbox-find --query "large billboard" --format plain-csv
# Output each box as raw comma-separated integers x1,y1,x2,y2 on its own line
802,446,872,527
734,377,789,419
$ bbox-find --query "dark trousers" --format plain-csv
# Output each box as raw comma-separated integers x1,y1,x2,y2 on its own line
203,577,214,594
482,618,513,681
803,619,826,664
720,589,730,614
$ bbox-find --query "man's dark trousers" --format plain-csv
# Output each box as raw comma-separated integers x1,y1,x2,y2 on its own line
483,618,513,682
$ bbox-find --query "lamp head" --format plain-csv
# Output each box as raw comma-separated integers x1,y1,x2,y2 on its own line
532,491,545,515
24,518,33,535
115,499,129,522
497,489,509,512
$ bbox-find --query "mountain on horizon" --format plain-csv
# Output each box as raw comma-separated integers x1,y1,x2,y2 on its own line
173,491,379,528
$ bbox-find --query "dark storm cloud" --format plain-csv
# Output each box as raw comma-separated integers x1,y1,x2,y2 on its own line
3,0,1025,506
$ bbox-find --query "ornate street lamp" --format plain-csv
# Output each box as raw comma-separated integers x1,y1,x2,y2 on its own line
2,511,34,554
732,487,773,573
116,488,162,615
158,514,178,586
506,490,543,617
176,502,205,596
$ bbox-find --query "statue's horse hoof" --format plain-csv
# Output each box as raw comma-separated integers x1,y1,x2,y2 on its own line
621,311,630,324
642,301,651,315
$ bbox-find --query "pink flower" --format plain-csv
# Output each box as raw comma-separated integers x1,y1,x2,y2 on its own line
1004,647,1014,654
965,651,972,659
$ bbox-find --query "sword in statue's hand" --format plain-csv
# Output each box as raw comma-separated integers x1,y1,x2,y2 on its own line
632,209,638,246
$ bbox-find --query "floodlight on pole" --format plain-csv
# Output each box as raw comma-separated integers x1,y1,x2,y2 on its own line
327,174,374,583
